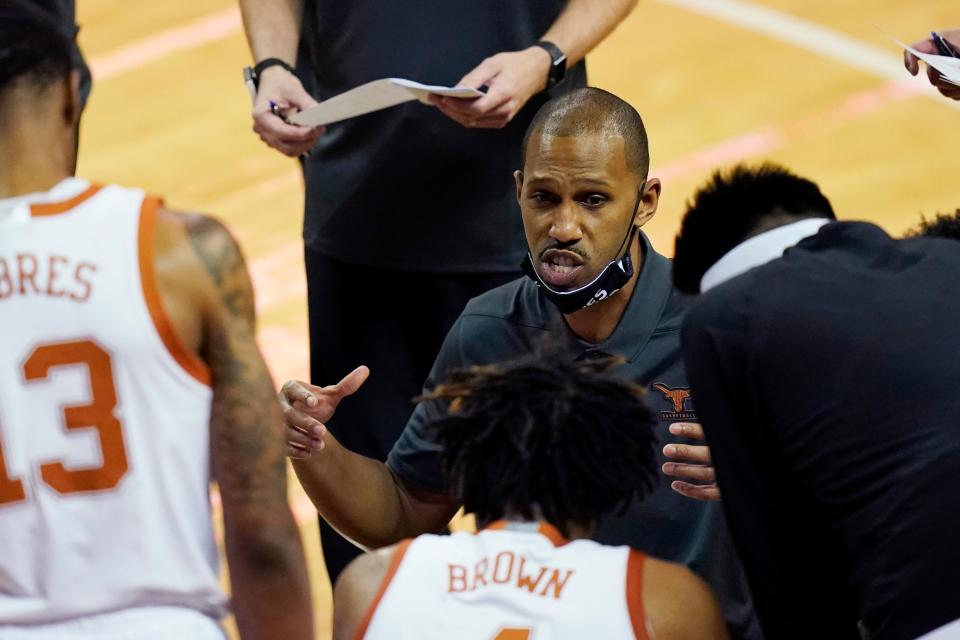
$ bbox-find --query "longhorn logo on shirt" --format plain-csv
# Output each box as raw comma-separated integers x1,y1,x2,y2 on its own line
652,383,697,421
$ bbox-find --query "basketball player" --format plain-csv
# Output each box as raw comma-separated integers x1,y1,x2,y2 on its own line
332,350,727,639
0,3,312,638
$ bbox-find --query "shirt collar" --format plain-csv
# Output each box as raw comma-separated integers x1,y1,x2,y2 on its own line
543,231,675,362
482,520,569,547
700,218,831,293
0,178,90,225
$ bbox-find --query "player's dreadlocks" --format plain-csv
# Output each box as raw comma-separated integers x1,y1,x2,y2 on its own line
421,346,658,538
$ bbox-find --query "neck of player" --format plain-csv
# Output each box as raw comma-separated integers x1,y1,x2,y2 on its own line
561,235,643,345
0,89,77,199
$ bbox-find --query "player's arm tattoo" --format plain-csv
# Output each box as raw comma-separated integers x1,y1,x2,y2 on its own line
185,215,287,507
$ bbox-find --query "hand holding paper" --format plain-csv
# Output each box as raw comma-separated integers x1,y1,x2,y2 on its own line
899,30,960,100
289,78,484,128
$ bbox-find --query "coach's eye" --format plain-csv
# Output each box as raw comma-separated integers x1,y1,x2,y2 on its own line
531,192,556,204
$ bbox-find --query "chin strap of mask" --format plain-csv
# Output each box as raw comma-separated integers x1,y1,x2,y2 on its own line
522,184,645,315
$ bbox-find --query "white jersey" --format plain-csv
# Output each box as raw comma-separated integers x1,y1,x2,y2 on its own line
360,521,650,640
0,179,227,634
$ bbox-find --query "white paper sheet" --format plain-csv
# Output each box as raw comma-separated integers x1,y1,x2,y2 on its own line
896,39,960,87
289,78,484,127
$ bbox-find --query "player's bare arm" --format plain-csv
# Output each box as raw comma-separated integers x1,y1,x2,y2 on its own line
331,545,396,640
279,378,458,549
644,557,729,639
155,208,314,640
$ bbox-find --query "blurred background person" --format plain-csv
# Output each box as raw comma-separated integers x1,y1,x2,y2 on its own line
237,0,638,582
0,4,312,638
333,349,728,640
672,163,960,640
904,28,960,100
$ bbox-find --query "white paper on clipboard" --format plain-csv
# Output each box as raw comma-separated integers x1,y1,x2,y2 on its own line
895,39,960,87
289,78,484,127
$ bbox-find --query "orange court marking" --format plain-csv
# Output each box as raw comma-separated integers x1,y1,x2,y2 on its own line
89,8,241,82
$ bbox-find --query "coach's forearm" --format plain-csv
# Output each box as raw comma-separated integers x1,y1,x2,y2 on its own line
292,434,432,549
541,0,637,67
238,0,303,64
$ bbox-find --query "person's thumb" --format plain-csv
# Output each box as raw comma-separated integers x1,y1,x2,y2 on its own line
335,365,370,399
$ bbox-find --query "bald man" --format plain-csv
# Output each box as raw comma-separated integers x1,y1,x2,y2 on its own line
281,88,761,638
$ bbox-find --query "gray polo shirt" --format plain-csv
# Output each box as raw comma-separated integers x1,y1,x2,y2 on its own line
387,233,761,639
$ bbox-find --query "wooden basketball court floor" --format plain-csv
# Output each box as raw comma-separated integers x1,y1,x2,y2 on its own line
75,1,958,637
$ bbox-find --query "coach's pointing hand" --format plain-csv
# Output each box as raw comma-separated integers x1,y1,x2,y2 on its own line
662,422,721,502
280,366,370,459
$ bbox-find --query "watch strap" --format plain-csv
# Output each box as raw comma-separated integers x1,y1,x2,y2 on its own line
534,41,567,88
250,58,297,90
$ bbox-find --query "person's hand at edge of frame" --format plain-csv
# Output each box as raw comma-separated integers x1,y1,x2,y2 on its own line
252,66,326,157
904,29,960,101
428,46,553,129
280,366,370,459
662,422,721,502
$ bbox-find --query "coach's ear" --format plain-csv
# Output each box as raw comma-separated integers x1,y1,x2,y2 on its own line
514,170,524,204
634,177,661,228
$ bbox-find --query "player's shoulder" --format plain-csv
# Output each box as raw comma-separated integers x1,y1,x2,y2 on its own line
333,540,416,640
154,206,240,256
640,554,728,639
152,206,248,286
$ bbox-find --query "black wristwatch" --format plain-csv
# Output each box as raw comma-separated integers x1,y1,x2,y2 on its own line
245,57,297,92
535,41,567,89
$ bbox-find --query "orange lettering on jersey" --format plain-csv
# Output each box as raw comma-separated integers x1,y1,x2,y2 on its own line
46,255,68,297
473,557,489,590
540,568,574,599
25,341,129,494
71,262,97,302
16,254,39,295
492,551,514,584
0,258,12,299
448,564,468,593
0,433,26,505
516,557,548,594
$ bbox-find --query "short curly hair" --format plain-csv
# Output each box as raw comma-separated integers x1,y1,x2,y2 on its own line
0,0,73,98
420,346,658,537
904,210,960,241
673,163,836,294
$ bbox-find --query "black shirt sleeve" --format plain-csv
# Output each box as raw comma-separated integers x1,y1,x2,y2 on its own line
386,316,465,494
682,286,859,639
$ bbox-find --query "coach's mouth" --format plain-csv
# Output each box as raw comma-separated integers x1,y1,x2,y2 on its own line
540,249,585,288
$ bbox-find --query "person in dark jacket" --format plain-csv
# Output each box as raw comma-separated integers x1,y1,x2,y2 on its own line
673,163,960,640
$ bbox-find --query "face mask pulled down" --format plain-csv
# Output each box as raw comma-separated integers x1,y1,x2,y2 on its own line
522,189,643,315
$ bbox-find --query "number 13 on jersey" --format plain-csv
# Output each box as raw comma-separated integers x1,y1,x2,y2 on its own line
0,339,129,505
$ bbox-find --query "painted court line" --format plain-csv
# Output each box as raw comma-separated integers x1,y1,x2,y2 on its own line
658,0,960,111
89,7,241,82
653,78,924,182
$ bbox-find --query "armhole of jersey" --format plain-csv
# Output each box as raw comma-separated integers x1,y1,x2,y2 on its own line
137,197,212,387
626,550,650,640
354,538,414,640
